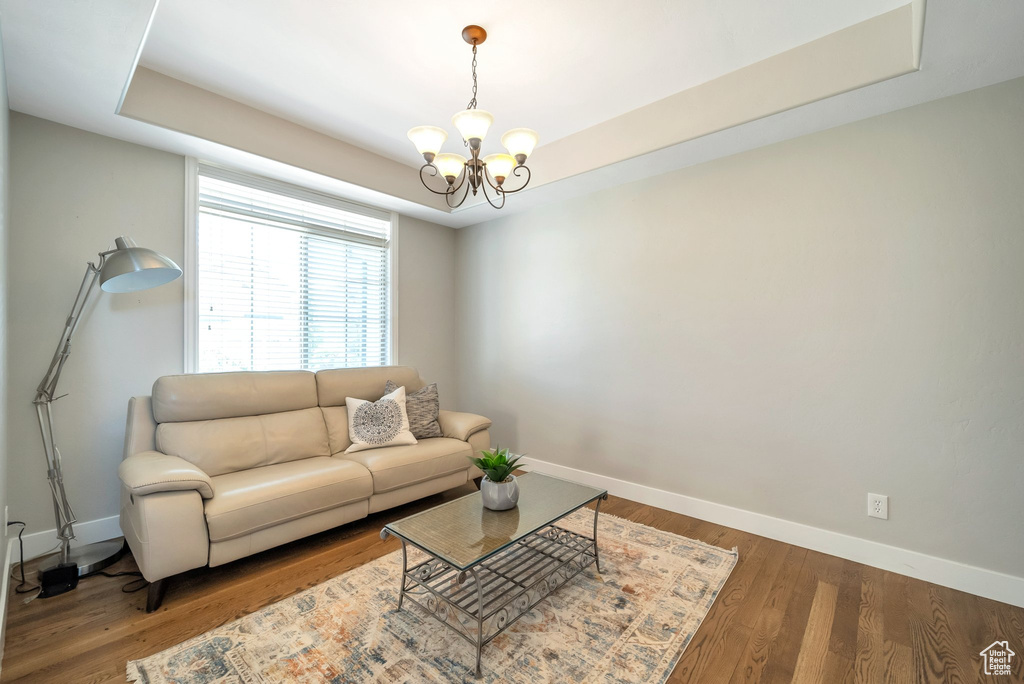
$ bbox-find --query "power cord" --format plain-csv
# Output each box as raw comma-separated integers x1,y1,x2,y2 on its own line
96,570,148,593
6,521,41,596
6,522,147,595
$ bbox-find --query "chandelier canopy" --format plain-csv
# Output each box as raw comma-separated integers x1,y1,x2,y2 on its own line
408,25,538,210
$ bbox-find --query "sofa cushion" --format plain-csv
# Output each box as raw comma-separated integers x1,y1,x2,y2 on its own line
322,405,352,454
316,366,423,407
339,437,472,494
153,371,317,423
204,457,372,542
156,407,330,477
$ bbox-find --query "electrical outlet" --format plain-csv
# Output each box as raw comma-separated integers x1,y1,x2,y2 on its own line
868,493,888,520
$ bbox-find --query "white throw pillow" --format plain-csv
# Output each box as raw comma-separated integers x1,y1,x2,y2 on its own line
344,386,417,453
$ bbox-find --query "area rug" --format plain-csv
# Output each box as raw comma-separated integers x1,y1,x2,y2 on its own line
127,510,737,683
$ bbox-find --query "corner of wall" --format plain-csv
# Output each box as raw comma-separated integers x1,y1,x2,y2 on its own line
0,11,14,666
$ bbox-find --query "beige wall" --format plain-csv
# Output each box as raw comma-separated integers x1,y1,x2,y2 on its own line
7,114,185,536
5,113,458,534
456,76,1024,578
0,21,10,535
397,216,460,408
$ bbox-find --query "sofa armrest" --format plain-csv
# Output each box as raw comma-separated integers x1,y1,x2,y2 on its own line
437,410,492,442
119,451,214,499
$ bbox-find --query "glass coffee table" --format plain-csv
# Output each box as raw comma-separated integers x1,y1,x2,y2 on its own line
380,471,608,677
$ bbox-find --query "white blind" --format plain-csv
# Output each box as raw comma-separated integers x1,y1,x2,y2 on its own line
195,165,391,372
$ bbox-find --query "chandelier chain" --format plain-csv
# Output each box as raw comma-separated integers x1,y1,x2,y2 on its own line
467,43,478,110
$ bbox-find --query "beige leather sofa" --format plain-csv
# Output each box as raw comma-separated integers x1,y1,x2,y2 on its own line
118,366,490,611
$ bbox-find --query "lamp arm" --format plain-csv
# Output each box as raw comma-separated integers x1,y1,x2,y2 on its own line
32,257,105,564
34,258,104,403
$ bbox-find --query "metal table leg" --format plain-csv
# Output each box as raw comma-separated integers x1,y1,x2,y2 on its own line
593,493,607,572
470,566,484,677
380,529,408,611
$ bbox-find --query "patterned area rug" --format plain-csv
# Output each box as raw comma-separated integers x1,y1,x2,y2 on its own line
127,510,737,683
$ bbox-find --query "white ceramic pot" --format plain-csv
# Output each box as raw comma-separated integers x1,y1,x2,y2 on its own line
481,474,519,511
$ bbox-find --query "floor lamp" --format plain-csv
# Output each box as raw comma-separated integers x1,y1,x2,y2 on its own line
33,236,182,597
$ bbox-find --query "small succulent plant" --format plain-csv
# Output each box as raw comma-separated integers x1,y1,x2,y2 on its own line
468,445,523,483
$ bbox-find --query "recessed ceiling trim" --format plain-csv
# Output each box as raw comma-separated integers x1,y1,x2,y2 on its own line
455,3,920,211
114,0,162,116
118,67,451,213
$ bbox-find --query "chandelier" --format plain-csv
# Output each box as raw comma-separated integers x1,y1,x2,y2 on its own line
407,25,538,209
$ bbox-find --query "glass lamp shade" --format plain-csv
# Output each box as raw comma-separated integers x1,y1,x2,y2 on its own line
451,109,494,142
99,237,182,293
407,125,448,157
483,153,516,182
434,152,468,180
501,128,540,161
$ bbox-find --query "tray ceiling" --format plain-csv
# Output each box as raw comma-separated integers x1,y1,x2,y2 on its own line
3,1,1024,226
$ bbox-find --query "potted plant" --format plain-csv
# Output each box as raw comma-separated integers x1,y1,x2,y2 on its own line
469,446,523,511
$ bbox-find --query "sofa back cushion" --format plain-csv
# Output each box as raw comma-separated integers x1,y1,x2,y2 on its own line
315,366,424,407
156,407,330,477
152,371,318,423
321,406,353,455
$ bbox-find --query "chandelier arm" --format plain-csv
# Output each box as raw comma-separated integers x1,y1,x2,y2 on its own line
445,175,472,208
480,176,506,209
496,164,532,194
418,164,454,196
450,164,469,194
481,163,503,193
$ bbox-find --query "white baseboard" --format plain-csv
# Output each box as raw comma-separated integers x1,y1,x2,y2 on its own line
523,457,1024,608
8,515,122,564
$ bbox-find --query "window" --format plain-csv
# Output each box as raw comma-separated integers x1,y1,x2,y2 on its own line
187,164,393,373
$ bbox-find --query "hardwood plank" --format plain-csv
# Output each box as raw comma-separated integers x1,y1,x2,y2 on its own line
906,578,971,684
759,551,828,684
791,581,839,682
824,649,856,684
829,558,863,662
883,571,913,647
728,607,783,684
882,640,914,684
854,565,885,684
762,545,808,614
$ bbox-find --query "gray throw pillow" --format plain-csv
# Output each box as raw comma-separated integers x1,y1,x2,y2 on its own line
385,380,442,439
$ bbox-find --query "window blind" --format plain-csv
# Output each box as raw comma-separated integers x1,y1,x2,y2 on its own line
195,165,391,373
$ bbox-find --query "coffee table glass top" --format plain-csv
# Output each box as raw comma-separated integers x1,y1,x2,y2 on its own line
384,471,607,569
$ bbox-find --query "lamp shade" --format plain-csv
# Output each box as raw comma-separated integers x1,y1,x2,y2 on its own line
99,237,182,293
451,109,494,142
501,128,540,160
407,125,448,157
483,153,516,182
434,153,468,180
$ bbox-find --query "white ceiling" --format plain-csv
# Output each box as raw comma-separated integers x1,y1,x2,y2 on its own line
2,1,1024,228
140,0,907,167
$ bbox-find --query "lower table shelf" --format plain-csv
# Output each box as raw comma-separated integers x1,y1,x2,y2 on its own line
381,501,605,677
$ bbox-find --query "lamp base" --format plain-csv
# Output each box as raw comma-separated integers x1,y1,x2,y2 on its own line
37,537,128,594
37,562,79,598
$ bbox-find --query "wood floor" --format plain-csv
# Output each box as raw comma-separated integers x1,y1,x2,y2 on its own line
2,483,1021,683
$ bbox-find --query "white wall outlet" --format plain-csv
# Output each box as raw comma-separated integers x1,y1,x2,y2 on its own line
868,493,888,520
